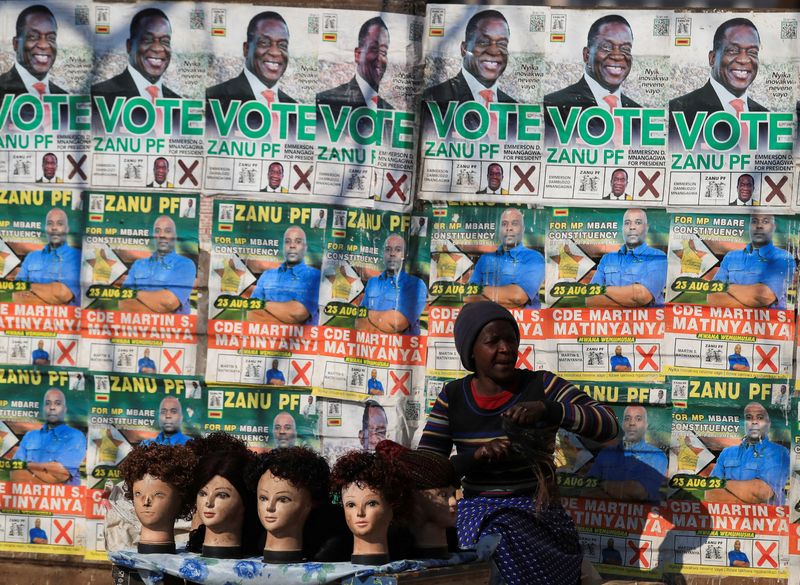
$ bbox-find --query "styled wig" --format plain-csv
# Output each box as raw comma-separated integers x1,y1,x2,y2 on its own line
246,446,330,505
330,450,409,515
375,440,458,491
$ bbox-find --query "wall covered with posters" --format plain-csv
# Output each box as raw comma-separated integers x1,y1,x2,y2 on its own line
0,0,798,581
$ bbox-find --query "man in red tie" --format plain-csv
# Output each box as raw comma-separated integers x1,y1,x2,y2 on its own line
669,18,766,149
92,8,180,112
0,6,66,98
316,16,394,117
543,15,639,146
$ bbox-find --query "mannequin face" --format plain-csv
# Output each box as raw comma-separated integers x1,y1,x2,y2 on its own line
257,470,312,537
415,487,457,528
341,482,393,539
132,474,181,531
197,475,244,533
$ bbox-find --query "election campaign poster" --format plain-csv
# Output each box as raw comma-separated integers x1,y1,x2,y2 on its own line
91,2,207,190
205,199,325,385
203,384,318,452
0,189,83,367
544,207,668,375
555,375,670,505
0,1,93,188
313,10,421,209
316,208,425,399
540,9,671,207
79,191,200,375
425,203,552,380
664,370,790,579
664,212,796,374
418,5,549,202
84,373,203,560
203,6,320,197
564,496,668,579
0,367,88,555
667,12,797,210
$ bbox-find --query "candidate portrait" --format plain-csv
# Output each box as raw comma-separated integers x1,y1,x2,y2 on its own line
316,16,393,116
730,173,755,206
206,11,295,114
247,226,320,325
476,163,507,195
92,8,179,109
13,207,81,306
0,5,66,99
12,388,86,486
356,234,427,335
35,153,62,184
669,18,766,146
708,214,794,310
147,157,173,188
119,215,197,314
464,208,544,309
705,402,789,505
544,15,639,145
423,10,515,106
587,208,666,308
141,396,189,446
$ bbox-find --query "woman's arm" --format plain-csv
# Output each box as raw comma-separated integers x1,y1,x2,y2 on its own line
541,372,619,442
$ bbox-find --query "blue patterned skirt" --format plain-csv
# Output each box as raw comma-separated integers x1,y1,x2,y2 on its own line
457,496,581,585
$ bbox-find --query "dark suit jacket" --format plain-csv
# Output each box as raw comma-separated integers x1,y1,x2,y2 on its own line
543,76,640,145
206,71,296,137
0,66,67,97
316,76,393,116
668,80,768,149
422,71,516,138
92,68,180,129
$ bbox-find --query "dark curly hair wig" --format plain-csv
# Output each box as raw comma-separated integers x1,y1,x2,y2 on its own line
246,446,330,505
330,450,409,514
119,443,198,520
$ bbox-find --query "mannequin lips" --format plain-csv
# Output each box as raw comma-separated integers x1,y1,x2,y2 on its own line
203,511,216,519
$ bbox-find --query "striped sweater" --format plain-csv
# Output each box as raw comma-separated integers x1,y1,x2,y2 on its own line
418,370,619,494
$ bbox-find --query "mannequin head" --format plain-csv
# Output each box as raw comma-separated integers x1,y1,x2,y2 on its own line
119,443,196,544
246,447,330,554
330,450,408,558
375,441,458,552
187,433,261,556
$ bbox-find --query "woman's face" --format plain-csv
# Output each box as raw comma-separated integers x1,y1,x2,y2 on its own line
341,482,393,538
472,320,518,381
257,470,312,535
197,475,244,532
415,487,457,528
132,474,181,530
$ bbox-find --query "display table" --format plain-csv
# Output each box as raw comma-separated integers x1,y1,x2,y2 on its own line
109,536,497,585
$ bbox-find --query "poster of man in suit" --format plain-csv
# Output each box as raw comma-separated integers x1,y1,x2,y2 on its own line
0,1,92,186
666,14,795,210
539,10,670,207
90,2,205,190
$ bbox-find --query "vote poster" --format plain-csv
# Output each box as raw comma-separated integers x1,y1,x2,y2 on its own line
544,207,668,375
203,5,319,196
0,189,83,367
314,10,421,209
418,5,548,202
204,384,318,452
315,208,426,399
664,212,796,374
0,368,88,555
79,191,200,375
91,2,207,190
664,371,790,579
205,199,325,385
556,375,670,505
540,10,670,207
0,1,92,188
667,12,796,210
83,373,203,560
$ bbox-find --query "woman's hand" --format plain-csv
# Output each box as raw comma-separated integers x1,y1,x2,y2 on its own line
502,401,547,426
473,439,512,462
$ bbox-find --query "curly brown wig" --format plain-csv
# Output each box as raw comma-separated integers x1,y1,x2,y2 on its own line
330,450,409,514
246,447,330,504
375,440,459,490
119,443,198,519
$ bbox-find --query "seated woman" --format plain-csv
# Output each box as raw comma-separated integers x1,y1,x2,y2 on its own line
375,440,459,559
186,433,262,559
330,450,409,565
245,446,331,563
418,301,619,585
